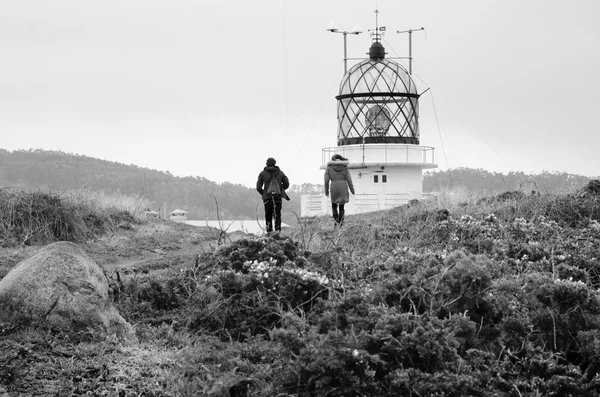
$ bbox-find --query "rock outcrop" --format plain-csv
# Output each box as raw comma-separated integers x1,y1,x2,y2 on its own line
0,241,134,340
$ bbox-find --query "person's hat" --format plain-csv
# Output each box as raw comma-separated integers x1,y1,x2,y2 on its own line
266,157,276,166
331,154,345,161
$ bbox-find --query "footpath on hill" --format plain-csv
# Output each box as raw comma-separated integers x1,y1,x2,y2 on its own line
0,219,253,282
82,219,252,274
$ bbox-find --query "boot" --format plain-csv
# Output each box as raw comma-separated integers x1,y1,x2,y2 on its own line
332,204,339,227
338,207,345,227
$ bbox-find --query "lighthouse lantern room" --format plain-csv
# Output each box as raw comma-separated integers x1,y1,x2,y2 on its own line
301,13,437,217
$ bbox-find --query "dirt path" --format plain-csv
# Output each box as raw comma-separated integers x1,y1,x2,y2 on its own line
86,220,251,274
0,219,254,279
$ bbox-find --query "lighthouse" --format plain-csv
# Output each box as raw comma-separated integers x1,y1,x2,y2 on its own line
300,15,437,217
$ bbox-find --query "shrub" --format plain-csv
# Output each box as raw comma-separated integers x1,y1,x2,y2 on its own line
0,187,146,247
183,237,330,341
212,235,308,272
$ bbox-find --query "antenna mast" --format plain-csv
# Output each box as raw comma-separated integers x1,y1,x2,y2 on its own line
327,24,363,74
397,27,425,75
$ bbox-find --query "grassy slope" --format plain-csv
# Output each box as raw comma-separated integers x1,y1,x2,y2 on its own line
0,219,242,396
2,183,600,396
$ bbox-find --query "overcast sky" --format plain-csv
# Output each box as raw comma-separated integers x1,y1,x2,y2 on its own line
2,0,599,187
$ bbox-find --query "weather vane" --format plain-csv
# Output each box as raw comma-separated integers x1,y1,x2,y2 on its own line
368,9,386,42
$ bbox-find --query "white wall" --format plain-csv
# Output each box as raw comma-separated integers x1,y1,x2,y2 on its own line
349,165,423,196
301,164,427,217
303,143,438,218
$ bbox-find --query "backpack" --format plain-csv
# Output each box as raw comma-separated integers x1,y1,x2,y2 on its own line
266,171,282,197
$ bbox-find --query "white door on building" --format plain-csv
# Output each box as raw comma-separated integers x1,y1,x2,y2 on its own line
373,173,388,193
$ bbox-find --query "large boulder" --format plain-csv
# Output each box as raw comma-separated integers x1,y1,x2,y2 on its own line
0,241,134,340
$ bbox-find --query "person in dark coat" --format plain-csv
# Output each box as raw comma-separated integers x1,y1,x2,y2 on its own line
256,157,290,233
324,154,355,227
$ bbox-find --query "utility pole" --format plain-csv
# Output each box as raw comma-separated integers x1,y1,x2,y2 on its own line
397,27,425,75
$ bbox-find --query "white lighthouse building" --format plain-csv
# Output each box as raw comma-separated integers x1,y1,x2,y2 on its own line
300,24,437,217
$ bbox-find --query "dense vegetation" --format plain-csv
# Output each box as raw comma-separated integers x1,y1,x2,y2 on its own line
3,181,600,395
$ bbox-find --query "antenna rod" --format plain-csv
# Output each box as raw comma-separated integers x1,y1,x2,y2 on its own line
369,8,386,43
327,26,362,74
397,27,425,75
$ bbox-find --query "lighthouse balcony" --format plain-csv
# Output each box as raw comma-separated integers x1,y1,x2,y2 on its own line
321,144,437,169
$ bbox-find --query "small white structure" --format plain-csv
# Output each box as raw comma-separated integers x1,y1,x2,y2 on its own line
144,210,159,219
169,209,188,223
301,24,436,217
186,220,290,235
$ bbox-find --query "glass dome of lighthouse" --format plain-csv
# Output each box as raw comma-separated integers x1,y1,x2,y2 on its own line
336,39,420,146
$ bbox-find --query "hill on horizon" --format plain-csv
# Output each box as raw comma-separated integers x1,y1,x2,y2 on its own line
0,148,594,223
0,148,300,223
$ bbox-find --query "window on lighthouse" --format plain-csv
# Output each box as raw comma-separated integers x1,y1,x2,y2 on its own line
373,175,388,183
373,174,388,193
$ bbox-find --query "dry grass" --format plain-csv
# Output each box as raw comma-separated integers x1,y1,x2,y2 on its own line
0,186,148,247
69,189,148,221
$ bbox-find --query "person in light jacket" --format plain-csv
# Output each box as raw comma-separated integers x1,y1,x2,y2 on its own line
324,154,355,227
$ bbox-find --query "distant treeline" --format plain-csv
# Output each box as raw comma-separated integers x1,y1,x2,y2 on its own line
423,168,595,195
0,149,594,223
0,149,304,224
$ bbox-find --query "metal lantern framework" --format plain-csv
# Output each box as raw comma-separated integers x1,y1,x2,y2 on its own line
335,42,420,146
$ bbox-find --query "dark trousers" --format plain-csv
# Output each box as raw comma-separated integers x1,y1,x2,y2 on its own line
264,196,283,232
332,203,345,225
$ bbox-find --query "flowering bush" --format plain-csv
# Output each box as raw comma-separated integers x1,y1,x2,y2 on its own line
183,236,331,341
212,235,309,272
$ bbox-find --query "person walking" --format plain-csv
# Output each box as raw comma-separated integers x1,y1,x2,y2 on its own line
324,154,355,227
257,157,290,233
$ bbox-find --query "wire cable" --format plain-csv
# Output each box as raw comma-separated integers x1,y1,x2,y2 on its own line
428,90,454,187
281,0,289,130
382,38,458,186
279,59,344,137
411,58,506,168
288,64,341,178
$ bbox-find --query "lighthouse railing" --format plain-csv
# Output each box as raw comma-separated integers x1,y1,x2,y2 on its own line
321,144,436,168
300,192,430,218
